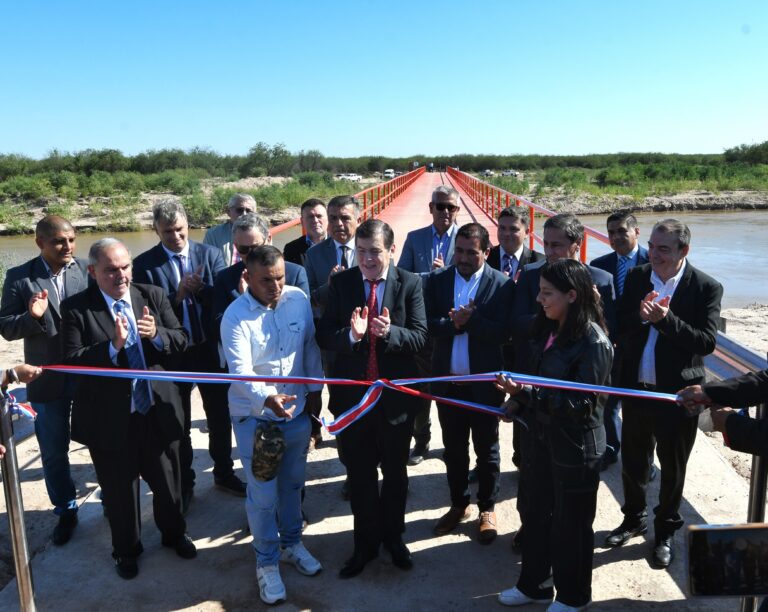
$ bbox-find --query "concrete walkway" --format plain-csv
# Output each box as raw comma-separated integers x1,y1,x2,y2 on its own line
0,384,753,611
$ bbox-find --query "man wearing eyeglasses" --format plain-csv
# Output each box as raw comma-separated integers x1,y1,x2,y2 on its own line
204,193,257,266
397,185,460,466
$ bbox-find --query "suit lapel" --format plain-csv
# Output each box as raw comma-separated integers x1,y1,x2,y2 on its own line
63,259,87,302
381,265,399,313
156,244,179,289
474,266,494,305
32,258,61,314
669,263,693,311
91,285,118,340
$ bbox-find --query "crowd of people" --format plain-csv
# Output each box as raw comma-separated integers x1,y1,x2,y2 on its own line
1,183,750,611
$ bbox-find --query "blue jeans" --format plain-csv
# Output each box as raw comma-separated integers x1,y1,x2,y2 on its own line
232,413,310,567
32,398,78,515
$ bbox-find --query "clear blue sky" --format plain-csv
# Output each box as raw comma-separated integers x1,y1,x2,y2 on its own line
2,0,766,158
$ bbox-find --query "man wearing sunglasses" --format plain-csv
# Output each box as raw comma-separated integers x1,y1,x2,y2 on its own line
397,185,460,467
204,193,257,266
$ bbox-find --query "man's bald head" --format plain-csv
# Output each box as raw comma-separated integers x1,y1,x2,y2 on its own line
35,215,74,240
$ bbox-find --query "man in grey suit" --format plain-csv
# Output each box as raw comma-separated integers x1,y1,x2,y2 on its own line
0,215,89,545
590,211,649,469
304,195,360,317
397,185,460,464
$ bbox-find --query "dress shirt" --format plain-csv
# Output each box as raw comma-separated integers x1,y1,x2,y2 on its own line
450,264,484,375
638,260,687,385
40,257,76,306
431,224,456,262
100,289,162,411
161,242,204,344
499,244,525,278
333,238,356,268
221,285,324,420
348,268,389,346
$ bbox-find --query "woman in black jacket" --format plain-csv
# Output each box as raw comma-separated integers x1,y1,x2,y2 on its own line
497,259,613,612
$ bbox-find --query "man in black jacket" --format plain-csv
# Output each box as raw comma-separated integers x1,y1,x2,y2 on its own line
283,199,328,267
317,219,427,578
605,219,722,569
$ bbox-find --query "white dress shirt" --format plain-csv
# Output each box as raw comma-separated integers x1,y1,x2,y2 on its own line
499,244,525,278
450,265,484,375
333,238,356,268
221,285,324,420
638,261,687,385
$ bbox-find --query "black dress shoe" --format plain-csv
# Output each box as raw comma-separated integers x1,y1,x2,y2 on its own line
114,556,139,580
605,520,648,547
408,443,430,466
52,511,78,546
652,535,674,568
339,551,376,579
214,474,247,497
384,540,413,570
162,533,197,559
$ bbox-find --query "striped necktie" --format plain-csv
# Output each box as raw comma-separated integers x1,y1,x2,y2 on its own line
616,255,629,296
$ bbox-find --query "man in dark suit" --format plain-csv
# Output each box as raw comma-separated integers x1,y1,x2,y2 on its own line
426,223,514,544
317,219,428,578
605,219,722,569
487,205,544,280
283,198,327,267
487,206,544,471
398,185,461,465
133,200,245,509
0,215,89,545
591,211,649,469
61,238,195,579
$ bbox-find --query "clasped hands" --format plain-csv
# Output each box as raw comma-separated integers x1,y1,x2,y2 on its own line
176,265,205,303
639,291,670,324
350,306,391,342
449,299,475,330
112,306,157,350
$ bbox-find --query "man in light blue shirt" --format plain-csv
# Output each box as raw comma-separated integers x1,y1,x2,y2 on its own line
220,245,323,606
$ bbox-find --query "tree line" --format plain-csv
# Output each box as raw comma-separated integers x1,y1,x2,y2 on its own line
1,140,766,183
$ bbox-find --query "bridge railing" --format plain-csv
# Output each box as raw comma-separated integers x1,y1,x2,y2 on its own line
446,166,608,263
269,167,426,237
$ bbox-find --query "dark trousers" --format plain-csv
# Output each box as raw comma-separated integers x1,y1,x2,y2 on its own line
516,409,536,523
89,412,185,558
337,404,414,556
621,397,699,536
603,395,622,458
411,343,433,446
517,420,603,608
177,343,234,491
437,385,500,511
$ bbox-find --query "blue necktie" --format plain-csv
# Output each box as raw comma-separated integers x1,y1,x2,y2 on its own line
174,254,204,344
616,255,629,297
502,253,514,276
114,300,152,414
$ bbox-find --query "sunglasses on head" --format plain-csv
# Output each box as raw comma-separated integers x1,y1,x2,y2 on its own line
435,203,459,212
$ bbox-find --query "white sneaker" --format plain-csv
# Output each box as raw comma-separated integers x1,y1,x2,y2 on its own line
498,586,552,606
256,565,286,605
547,600,591,611
280,541,322,576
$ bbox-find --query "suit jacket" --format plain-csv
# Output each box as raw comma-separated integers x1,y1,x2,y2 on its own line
486,245,544,277
0,256,89,401
132,240,225,336
316,265,427,421
424,264,514,407
590,246,649,297
304,237,356,312
61,283,188,451
618,262,722,392
283,235,313,267
212,260,309,341
512,259,617,339
397,224,456,276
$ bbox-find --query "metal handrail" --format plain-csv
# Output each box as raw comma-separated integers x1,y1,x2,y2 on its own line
269,167,426,236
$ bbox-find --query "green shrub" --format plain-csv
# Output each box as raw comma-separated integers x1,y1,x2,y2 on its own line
183,191,219,226
0,175,54,199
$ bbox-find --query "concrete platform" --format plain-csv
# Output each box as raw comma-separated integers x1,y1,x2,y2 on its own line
0,384,754,611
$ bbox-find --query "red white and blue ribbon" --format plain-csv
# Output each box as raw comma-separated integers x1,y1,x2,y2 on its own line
44,365,678,436
2,392,37,420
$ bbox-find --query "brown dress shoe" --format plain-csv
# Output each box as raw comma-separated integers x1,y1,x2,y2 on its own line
478,511,497,544
434,506,471,535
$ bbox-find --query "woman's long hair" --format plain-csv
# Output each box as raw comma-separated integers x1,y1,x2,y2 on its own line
532,259,607,343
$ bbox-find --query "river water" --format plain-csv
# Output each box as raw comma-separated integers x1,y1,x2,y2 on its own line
0,211,762,309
